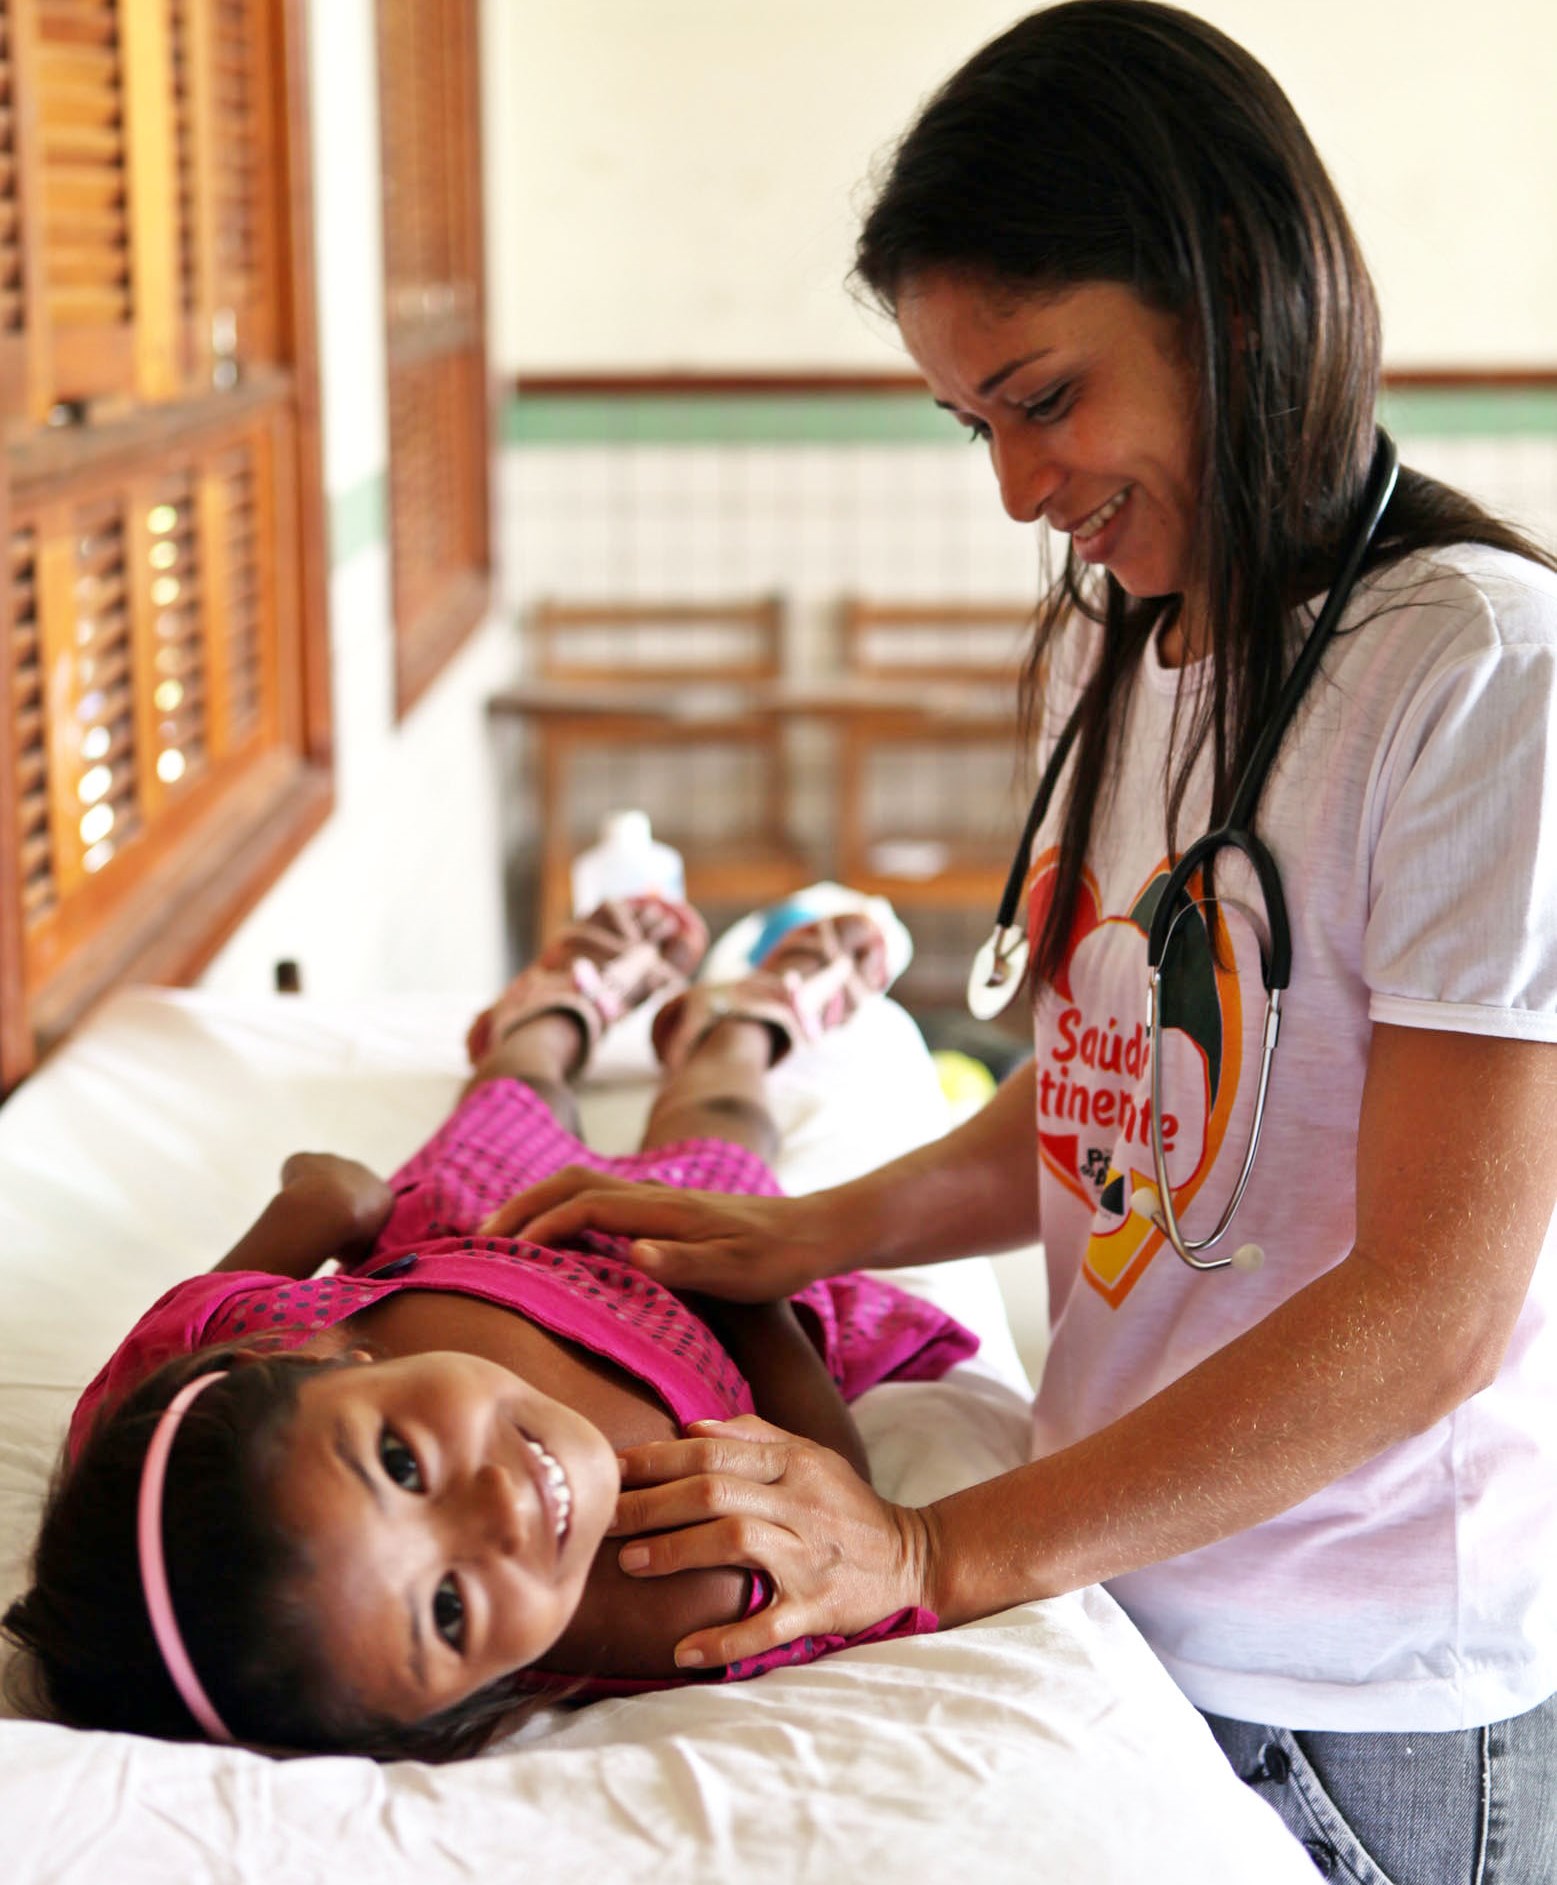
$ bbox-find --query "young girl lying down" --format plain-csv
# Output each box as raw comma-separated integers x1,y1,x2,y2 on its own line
2,900,973,1761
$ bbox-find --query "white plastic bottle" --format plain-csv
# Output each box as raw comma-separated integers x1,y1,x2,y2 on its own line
570,809,686,915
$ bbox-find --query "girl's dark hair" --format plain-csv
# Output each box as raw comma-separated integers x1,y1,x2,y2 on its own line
2,1347,536,1762
855,0,1555,987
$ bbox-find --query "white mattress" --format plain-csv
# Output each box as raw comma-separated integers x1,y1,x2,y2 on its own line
0,988,1310,1883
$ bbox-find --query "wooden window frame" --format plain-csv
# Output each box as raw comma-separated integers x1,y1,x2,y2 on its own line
0,0,331,1094
376,0,491,720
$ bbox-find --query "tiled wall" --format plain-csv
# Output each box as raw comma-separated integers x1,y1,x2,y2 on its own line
502,442,1042,669
501,396,1557,680
495,391,1557,993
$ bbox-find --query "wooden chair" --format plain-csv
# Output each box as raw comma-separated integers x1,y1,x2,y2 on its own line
515,597,816,945
833,598,1033,1002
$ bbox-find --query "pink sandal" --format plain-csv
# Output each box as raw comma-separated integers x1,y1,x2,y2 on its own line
652,912,891,1072
467,896,709,1069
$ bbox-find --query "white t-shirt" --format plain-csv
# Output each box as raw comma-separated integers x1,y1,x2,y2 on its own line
1026,543,1557,1731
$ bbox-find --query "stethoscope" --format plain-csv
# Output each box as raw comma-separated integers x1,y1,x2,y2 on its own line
969,429,1400,1274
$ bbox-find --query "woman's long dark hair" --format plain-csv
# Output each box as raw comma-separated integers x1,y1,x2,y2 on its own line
2,1347,539,1761
855,0,1554,987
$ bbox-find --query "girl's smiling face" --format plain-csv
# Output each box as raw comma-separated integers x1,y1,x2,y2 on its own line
896,271,1203,616
270,1352,619,1724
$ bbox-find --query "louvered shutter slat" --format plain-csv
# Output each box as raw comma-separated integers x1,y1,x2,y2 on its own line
32,0,135,403
11,525,56,925
207,0,275,372
215,442,264,745
168,0,197,333
0,0,27,406
62,499,141,880
141,475,208,795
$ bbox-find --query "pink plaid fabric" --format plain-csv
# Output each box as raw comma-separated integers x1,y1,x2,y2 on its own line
71,1079,976,1687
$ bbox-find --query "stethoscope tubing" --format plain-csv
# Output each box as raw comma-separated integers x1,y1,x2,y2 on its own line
971,430,1401,1273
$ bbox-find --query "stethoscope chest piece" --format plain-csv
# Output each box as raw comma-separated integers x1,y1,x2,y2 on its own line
967,924,1030,1021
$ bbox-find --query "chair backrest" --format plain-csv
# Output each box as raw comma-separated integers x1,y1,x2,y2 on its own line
838,598,1032,689
518,595,810,943
532,596,785,685
831,598,1036,926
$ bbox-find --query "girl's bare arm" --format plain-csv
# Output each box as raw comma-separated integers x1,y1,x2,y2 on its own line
212,1154,394,1277
688,1295,869,1478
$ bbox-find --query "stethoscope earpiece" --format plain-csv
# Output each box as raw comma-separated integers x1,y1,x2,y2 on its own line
1129,1185,1161,1226
1130,1185,1262,1276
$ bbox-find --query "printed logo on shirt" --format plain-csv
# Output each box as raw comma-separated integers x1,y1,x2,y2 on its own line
1027,848,1248,1307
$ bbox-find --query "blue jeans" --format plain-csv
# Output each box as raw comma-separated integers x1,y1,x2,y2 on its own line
1202,1694,1557,1883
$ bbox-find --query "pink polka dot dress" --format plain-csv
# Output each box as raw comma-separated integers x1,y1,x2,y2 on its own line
70,1080,979,1689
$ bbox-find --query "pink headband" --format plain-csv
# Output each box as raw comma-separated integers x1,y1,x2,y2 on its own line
136,1370,236,1745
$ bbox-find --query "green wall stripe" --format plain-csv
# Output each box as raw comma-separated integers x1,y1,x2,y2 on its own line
1378,387,1557,438
503,386,1557,449
502,393,966,447
328,471,388,568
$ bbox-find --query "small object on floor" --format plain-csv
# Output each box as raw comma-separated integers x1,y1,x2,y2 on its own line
933,1049,997,1121
916,1008,1031,1082
570,809,686,913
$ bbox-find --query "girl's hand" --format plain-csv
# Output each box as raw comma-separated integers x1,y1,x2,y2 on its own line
476,1169,848,1302
279,1153,394,1259
214,1155,394,1277
608,1415,935,1667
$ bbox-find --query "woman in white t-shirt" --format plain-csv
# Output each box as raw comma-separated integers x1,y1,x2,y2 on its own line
487,5,1557,1874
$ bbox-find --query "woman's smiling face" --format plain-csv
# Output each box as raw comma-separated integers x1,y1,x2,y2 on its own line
896,271,1202,610
270,1352,620,1724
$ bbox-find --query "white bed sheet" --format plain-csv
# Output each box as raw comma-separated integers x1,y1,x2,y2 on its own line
0,988,1310,1883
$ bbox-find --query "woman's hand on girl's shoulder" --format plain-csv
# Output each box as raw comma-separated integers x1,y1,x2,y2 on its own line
608,1415,935,1667
475,1168,844,1302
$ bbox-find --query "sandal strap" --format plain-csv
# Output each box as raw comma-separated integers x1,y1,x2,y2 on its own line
653,913,889,1071
774,944,860,1043
569,936,677,1027
547,897,705,978
472,894,707,1065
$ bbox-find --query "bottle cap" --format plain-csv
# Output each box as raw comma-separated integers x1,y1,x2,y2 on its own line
601,808,652,846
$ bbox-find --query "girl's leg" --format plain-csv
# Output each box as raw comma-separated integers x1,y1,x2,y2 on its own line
639,913,895,1160
465,1011,586,1135
461,897,711,1132
640,1017,779,1160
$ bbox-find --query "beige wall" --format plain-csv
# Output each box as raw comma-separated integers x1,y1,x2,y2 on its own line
200,0,1556,1000
487,0,1557,370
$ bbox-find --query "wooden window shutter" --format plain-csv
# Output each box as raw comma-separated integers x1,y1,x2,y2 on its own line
1,1,330,1090
7,0,285,424
377,0,489,717
170,0,281,389
9,404,297,998
26,489,143,959
10,0,138,416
